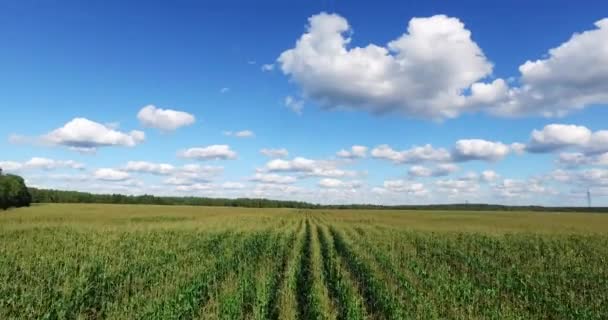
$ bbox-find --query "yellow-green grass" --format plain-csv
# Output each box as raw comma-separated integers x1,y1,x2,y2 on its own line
1,203,607,319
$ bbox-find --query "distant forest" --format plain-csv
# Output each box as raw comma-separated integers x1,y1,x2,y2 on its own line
28,188,608,213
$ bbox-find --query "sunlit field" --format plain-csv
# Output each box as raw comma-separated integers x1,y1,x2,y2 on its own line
1,204,607,319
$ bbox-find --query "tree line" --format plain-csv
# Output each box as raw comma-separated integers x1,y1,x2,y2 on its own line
28,187,317,208
0,170,31,210
27,187,608,212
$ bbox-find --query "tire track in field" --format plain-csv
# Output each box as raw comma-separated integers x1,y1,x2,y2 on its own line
329,226,406,320
344,227,430,317
143,232,263,320
268,220,304,320
295,219,323,320
317,224,366,320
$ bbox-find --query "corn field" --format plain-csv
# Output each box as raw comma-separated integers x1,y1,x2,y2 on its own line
1,204,607,319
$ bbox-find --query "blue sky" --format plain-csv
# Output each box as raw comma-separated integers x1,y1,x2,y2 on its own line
2,0,608,205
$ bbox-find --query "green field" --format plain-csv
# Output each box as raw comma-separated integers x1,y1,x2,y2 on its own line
1,204,607,319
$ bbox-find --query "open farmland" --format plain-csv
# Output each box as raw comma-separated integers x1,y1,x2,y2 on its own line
1,204,607,319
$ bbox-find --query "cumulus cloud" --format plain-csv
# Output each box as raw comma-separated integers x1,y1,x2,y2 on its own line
554,152,608,168
278,13,499,119
124,161,175,175
510,143,526,154
527,124,591,152
94,168,130,181
264,157,357,178
480,170,500,182
260,148,289,158
435,178,480,196
163,164,223,185
526,124,608,154
250,173,297,184
336,145,368,159
261,64,275,71
175,183,213,192
579,169,608,186
318,178,361,189
371,144,451,164
452,139,511,162
549,168,608,187
494,178,554,198
373,139,520,165
121,162,223,185
221,182,246,189
1,157,85,172
179,145,237,160
278,13,608,119
382,180,428,195
408,164,459,178
0,161,23,172
492,19,608,117
43,118,145,152
223,130,255,138
285,96,304,115
26,157,84,170
137,105,195,131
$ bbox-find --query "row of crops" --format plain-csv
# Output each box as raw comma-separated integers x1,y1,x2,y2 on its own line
1,207,607,319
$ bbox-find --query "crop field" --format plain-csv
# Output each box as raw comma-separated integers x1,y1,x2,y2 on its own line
1,204,608,319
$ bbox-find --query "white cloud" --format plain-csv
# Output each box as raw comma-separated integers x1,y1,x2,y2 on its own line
279,13,608,119
124,161,175,175
175,183,213,192
220,87,230,94
0,161,24,172
510,142,526,154
1,157,85,173
527,124,591,152
336,145,368,159
179,145,237,160
25,157,84,170
278,13,497,119
551,168,608,187
221,182,246,189
137,105,195,131
480,170,500,182
261,64,275,71
371,144,451,164
382,180,428,195
494,178,553,198
94,168,130,181
43,118,145,152
250,173,297,184
260,148,289,158
597,153,608,166
452,139,511,162
264,157,356,178
556,152,590,167
435,178,479,196
526,124,608,154
285,96,304,115
318,178,361,189
163,164,223,185
579,169,608,186
223,130,255,138
492,19,608,117
409,164,459,177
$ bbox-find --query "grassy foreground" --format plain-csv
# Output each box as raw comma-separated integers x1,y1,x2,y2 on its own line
1,204,607,319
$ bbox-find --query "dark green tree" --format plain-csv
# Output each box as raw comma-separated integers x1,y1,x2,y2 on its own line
0,170,31,210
